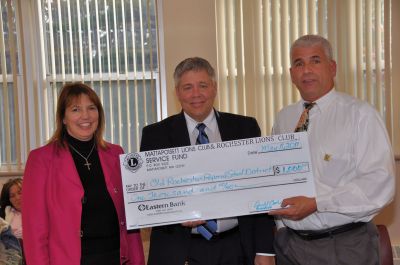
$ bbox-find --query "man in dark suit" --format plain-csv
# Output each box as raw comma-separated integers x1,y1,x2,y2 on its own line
140,57,275,265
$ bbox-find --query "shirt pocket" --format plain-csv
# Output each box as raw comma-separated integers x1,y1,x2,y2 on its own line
318,151,354,188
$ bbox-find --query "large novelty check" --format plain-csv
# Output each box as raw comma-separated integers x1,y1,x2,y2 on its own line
120,132,316,229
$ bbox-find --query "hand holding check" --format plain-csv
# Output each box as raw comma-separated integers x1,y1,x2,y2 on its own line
255,255,276,265
268,196,317,220
181,220,206,228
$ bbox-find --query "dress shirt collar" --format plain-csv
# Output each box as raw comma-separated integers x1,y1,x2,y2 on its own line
184,110,220,145
184,109,218,135
300,88,337,115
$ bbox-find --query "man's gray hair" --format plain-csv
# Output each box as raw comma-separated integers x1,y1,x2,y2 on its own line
173,57,216,87
290,35,334,62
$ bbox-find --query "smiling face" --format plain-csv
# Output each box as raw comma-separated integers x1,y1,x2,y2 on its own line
290,44,337,102
175,69,217,122
9,184,22,211
63,93,99,141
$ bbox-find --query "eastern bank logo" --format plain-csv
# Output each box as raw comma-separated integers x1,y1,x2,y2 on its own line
137,201,185,211
123,152,143,173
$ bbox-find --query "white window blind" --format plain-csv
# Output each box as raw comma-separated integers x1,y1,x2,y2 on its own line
0,0,160,174
0,0,21,173
215,0,393,142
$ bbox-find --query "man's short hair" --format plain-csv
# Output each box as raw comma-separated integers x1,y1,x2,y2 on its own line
173,57,216,87
290,35,334,63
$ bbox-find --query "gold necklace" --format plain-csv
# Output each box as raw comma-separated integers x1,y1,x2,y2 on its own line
69,143,96,170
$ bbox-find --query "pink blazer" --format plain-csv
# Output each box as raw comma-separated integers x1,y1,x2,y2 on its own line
22,142,145,265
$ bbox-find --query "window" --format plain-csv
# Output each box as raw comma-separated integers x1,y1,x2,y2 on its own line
215,0,393,143
0,0,161,173
0,0,20,172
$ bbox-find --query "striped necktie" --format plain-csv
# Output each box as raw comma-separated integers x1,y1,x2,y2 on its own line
294,102,315,132
195,123,217,240
196,123,209,144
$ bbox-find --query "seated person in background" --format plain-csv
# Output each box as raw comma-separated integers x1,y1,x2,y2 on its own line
0,178,23,239
0,217,22,265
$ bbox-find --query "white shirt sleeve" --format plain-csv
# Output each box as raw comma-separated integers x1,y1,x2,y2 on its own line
316,106,395,218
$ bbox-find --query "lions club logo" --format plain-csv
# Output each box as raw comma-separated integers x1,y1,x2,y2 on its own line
123,153,143,173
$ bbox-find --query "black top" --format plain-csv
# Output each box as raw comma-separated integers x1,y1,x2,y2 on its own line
0,207,5,219
66,134,119,255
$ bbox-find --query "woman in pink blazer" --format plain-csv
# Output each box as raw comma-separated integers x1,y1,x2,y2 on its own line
22,83,145,265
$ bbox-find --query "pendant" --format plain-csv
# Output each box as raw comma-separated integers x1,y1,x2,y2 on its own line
84,159,92,170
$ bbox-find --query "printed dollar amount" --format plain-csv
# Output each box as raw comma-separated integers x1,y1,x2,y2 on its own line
273,162,309,175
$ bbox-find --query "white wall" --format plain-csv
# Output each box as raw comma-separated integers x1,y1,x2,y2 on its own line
160,0,217,116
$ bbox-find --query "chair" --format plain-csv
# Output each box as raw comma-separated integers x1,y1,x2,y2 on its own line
377,224,393,265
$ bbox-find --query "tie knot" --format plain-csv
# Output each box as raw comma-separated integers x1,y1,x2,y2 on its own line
196,123,206,132
304,102,315,110
294,102,315,132
196,123,209,145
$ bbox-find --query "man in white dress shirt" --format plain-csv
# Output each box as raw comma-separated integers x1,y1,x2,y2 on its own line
269,35,395,265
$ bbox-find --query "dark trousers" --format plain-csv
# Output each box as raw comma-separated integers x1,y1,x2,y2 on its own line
186,229,244,265
81,249,120,265
274,222,379,265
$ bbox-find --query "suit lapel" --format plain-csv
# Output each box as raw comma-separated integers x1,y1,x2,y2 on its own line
167,110,236,146
58,146,83,188
215,110,235,141
167,111,191,147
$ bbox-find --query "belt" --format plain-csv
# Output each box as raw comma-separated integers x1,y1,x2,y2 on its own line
288,222,367,241
191,225,239,240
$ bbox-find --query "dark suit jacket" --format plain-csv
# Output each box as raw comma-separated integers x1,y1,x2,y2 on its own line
140,110,275,265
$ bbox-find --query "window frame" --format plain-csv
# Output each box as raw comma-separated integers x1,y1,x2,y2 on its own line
0,0,167,175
